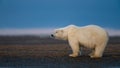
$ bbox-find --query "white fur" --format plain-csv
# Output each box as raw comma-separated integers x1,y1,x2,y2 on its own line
53,25,109,58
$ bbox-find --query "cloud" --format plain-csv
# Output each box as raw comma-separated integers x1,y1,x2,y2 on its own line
0,28,120,36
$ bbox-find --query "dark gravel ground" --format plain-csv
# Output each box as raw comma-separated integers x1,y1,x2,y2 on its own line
0,55,120,68
0,36,119,68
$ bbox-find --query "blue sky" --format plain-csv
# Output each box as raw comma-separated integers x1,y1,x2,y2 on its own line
0,0,120,29
0,0,120,36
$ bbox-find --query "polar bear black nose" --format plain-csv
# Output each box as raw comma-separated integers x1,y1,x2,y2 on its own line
51,34,54,37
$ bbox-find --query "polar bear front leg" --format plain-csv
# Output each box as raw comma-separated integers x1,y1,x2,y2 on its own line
68,39,79,57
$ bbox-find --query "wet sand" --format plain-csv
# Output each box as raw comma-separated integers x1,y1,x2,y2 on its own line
0,36,120,68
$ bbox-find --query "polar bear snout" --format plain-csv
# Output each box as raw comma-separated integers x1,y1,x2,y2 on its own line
51,34,55,38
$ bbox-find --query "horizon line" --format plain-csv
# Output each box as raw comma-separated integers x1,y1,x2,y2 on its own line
0,28,120,36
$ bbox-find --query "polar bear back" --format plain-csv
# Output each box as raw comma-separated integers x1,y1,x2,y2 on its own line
68,25,108,48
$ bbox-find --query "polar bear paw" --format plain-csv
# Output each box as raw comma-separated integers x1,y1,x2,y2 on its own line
69,54,78,57
90,55,101,59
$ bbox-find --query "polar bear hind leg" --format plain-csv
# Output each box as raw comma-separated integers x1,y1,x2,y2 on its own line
90,43,107,58
89,49,95,57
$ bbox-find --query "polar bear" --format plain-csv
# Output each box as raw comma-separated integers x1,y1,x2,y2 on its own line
51,25,109,58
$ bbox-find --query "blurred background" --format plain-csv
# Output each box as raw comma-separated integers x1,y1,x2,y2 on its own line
0,0,120,36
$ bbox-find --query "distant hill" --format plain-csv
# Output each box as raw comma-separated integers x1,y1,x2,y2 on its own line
0,35,119,45
0,35,67,45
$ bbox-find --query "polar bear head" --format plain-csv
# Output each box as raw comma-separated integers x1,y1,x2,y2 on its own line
51,28,68,40
51,25,77,40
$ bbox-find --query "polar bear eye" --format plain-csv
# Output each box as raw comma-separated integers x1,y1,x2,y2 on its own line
56,31,58,33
